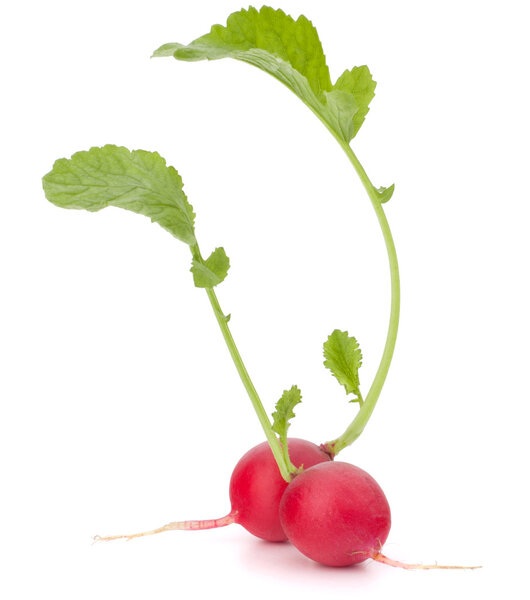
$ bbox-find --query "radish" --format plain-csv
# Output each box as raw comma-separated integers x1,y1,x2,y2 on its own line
280,461,480,569
96,438,331,543
228,438,331,541
43,6,480,572
279,461,391,566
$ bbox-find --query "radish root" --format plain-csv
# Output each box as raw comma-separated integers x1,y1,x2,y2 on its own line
371,552,482,570
94,511,238,542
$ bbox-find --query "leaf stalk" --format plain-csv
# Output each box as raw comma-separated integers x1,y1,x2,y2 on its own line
202,282,293,481
323,141,400,455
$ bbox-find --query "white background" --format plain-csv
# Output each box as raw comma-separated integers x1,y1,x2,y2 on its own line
1,0,529,597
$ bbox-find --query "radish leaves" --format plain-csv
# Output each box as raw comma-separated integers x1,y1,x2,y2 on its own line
153,6,376,143
323,330,363,404
156,5,399,451
377,184,395,204
43,145,197,245
44,5,400,472
191,248,230,288
272,386,303,473
43,143,295,480
42,144,230,290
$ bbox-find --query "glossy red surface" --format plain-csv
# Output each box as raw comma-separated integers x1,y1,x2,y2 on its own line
279,461,391,566
229,438,331,541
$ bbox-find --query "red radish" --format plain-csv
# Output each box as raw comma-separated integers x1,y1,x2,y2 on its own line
43,9,483,574
95,438,331,543
228,437,331,540
279,461,391,566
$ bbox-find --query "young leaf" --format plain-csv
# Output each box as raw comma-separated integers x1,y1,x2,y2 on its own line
191,247,230,288
272,385,302,443
334,66,377,139
376,184,395,204
154,6,376,142
323,329,363,403
42,145,196,245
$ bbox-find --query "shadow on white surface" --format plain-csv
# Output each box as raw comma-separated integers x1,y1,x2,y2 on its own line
236,534,377,583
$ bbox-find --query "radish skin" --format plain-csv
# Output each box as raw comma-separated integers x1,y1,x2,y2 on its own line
279,461,391,566
279,461,481,569
229,438,331,540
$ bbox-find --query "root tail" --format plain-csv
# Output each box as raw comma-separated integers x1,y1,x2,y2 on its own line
371,552,482,570
94,511,237,542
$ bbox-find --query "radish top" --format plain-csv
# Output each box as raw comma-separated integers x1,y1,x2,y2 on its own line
42,5,400,478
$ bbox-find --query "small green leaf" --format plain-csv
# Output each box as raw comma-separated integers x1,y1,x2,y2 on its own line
154,6,376,142
334,66,377,138
272,385,302,442
191,247,230,288
323,329,363,403
42,145,196,245
376,183,395,204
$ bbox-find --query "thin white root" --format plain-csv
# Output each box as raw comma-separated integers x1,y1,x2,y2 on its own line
93,512,237,543
371,552,482,570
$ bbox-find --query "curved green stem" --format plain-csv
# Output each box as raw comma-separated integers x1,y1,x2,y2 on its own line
323,142,400,456
202,283,292,481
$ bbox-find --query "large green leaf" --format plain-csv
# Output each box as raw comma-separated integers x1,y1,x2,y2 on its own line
43,145,196,245
154,6,376,142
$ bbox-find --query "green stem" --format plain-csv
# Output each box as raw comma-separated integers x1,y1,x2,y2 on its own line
197,265,291,481
323,141,400,456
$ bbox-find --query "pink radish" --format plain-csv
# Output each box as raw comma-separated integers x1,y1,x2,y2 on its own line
228,437,331,540
279,461,480,569
42,8,481,571
96,438,331,543
279,461,391,566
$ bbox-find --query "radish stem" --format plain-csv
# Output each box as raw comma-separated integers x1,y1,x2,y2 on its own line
191,241,292,481
320,140,401,456
204,286,292,481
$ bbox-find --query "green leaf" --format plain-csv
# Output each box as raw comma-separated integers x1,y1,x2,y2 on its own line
376,183,395,204
271,385,302,442
154,6,376,142
323,329,363,403
42,145,196,245
191,247,230,288
152,42,185,57
334,66,377,138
